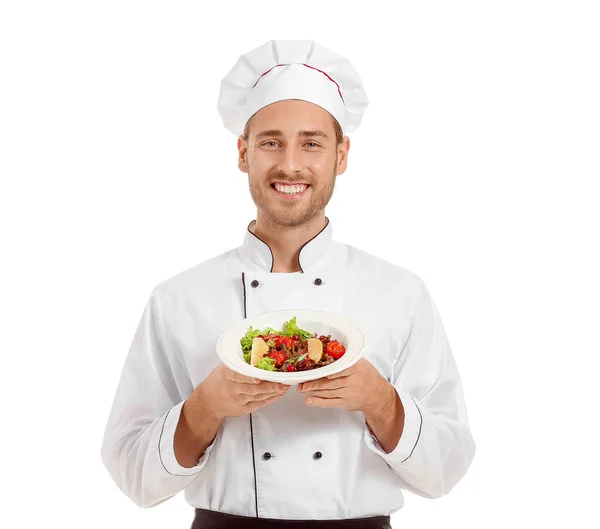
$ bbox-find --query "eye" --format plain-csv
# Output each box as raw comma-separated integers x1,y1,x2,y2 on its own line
261,141,279,148
305,141,321,148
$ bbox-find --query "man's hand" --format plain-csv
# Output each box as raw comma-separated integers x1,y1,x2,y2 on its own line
296,358,389,414
174,365,289,468
189,364,290,425
297,358,404,453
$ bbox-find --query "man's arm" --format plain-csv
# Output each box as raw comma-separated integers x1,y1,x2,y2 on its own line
362,383,405,454
295,275,477,499
173,361,290,468
100,288,216,508
362,278,476,499
174,394,222,468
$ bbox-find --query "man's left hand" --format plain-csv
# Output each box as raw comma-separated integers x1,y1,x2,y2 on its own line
297,358,393,415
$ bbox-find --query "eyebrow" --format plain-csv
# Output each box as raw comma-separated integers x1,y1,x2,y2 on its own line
254,129,329,140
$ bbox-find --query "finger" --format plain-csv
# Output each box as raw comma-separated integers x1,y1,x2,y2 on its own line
235,382,259,395
299,378,347,392
240,382,288,396
229,370,261,384
303,388,343,398
244,391,282,404
326,364,359,379
304,396,345,408
247,392,286,412
257,381,290,393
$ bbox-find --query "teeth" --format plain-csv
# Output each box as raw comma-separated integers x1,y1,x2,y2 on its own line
274,183,307,195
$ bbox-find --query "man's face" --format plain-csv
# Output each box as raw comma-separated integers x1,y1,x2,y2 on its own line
237,99,350,228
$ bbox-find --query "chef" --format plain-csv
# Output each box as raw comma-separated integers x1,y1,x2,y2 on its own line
100,40,476,529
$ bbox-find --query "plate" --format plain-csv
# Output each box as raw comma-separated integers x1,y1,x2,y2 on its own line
216,309,366,384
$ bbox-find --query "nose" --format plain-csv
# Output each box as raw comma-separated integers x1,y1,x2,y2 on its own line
276,144,303,175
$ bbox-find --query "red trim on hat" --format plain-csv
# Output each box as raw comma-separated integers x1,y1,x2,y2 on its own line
301,64,345,103
252,63,345,103
252,64,283,88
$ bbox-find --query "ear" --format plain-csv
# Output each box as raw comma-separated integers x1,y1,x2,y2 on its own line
335,136,351,175
237,135,249,173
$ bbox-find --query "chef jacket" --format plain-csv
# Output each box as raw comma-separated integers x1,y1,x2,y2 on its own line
100,218,476,520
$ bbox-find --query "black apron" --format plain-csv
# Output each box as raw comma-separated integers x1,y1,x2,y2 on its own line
191,508,393,529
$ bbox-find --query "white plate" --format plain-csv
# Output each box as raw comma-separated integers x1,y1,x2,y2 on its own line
216,309,366,384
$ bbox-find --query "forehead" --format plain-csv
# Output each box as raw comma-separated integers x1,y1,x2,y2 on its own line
248,99,334,135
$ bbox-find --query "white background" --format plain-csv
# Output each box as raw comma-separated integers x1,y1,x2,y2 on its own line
1,1,599,527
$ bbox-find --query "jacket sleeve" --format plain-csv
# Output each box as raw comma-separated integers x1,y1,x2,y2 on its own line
100,287,217,508
364,278,476,499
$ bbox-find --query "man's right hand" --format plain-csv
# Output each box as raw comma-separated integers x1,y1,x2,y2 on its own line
189,363,290,424
174,364,289,468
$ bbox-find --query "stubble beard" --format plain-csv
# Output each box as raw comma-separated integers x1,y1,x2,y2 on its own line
248,158,338,229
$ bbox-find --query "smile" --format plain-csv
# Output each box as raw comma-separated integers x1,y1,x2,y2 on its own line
271,182,310,197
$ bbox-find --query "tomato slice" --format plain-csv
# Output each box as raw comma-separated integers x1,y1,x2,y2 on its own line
325,340,346,360
274,335,295,348
267,350,286,367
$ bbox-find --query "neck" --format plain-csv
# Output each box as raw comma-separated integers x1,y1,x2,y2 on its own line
251,213,328,273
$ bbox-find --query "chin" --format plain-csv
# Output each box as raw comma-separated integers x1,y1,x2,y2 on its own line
267,215,308,228
269,208,326,228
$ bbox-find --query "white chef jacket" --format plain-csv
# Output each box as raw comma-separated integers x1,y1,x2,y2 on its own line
100,218,476,520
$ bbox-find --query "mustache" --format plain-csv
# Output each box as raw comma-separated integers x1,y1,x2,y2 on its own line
268,172,311,185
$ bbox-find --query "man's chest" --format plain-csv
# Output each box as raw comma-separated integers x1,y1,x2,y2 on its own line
162,264,409,388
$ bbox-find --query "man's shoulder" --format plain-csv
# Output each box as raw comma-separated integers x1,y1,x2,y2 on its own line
151,248,236,297
342,241,424,288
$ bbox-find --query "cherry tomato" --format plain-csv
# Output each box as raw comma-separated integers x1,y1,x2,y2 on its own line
275,336,295,348
326,341,346,360
267,350,286,368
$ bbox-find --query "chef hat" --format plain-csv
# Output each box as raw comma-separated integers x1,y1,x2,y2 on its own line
217,40,368,137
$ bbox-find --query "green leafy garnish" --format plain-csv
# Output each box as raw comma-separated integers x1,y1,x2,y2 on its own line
281,317,313,340
286,353,308,365
257,356,276,371
240,317,313,368
240,325,278,354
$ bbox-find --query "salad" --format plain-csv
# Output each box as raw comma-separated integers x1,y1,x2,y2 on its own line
240,316,346,372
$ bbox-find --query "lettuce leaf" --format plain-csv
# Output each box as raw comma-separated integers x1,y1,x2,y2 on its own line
281,317,313,340
257,356,276,371
240,325,279,353
240,317,312,367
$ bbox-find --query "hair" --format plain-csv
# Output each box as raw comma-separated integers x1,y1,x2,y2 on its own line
241,114,344,144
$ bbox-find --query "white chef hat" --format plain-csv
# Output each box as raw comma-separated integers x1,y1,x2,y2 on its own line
217,40,368,136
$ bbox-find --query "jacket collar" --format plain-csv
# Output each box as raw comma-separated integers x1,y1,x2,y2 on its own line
240,217,333,273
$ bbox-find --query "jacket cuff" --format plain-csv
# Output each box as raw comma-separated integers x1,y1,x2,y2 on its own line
158,400,216,476
364,388,423,463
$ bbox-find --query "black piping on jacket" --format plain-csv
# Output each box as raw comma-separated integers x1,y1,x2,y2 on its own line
241,217,332,517
241,271,259,517
245,217,330,273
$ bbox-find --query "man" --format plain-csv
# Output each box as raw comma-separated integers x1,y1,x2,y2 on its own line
101,40,476,529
